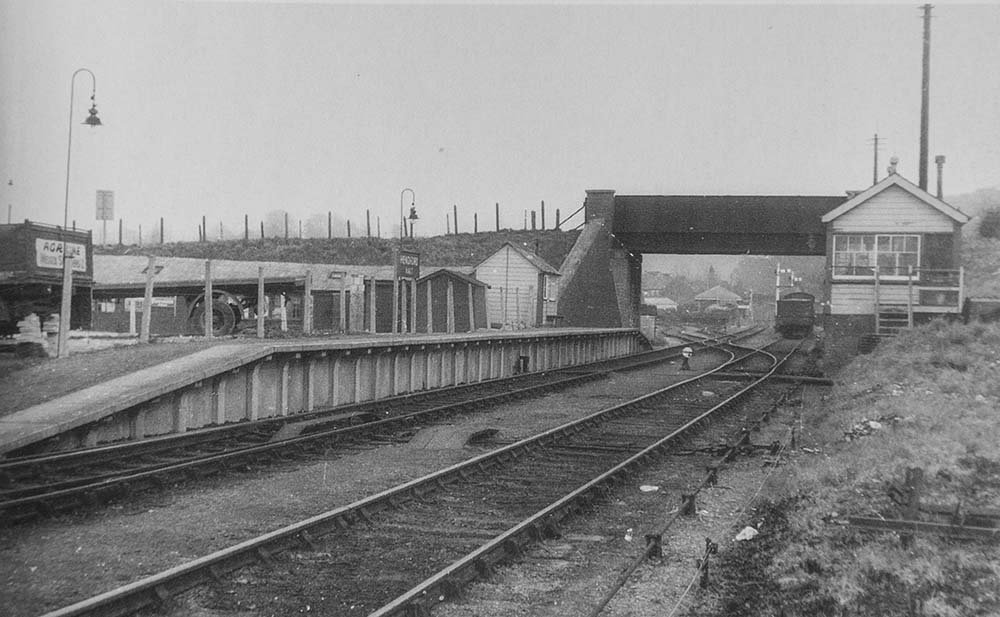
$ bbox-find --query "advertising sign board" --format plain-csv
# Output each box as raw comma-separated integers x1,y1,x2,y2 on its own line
35,239,87,272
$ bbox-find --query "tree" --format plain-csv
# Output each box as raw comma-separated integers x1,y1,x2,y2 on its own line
978,207,1000,239
706,265,719,286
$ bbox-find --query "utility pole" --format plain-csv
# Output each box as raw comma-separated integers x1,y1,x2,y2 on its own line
871,133,881,185
918,3,932,191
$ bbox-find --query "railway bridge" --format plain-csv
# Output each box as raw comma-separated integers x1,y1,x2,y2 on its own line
556,189,846,328
556,175,968,358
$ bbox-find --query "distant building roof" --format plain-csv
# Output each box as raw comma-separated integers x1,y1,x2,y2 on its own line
820,173,970,224
694,285,742,302
646,296,678,309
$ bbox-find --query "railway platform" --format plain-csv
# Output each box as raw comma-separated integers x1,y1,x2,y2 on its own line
0,327,645,456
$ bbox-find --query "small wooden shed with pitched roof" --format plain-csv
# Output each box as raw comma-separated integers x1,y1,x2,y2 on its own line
474,242,560,328
414,269,488,333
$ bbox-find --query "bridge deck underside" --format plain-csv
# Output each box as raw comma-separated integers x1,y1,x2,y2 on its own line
616,232,826,256
612,195,843,256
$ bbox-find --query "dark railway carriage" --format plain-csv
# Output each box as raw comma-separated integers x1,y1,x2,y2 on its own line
775,291,815,338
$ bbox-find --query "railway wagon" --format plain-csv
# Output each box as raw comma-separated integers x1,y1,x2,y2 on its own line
775,291,815,338
0,221,93,335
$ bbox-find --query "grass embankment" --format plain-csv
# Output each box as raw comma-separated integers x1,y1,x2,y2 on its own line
693,320,1000,617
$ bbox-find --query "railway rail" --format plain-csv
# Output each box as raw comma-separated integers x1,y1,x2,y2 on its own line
0,333,752,523
39,337,800,617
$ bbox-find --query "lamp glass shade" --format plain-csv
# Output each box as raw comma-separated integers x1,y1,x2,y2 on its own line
83,105,102,126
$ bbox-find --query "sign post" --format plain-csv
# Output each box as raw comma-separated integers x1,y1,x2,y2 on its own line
394,250,420,334
96,190,114,246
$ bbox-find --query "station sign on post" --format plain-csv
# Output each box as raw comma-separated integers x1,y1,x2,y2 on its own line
96,190,114,245
395,249,420,280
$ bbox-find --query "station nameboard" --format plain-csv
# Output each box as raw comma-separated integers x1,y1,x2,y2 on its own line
396,250,420,280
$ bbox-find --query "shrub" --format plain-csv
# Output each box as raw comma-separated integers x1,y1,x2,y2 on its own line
978,207,1000,238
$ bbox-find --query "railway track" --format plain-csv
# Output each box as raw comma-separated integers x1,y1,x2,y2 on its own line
0,334,751,523
39,338,798,617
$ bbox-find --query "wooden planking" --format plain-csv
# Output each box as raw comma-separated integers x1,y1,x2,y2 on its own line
475,246,540,326
831,186,954,233
830,284,911,314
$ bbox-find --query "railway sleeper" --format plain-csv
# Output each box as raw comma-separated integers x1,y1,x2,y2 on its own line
376,522,499,541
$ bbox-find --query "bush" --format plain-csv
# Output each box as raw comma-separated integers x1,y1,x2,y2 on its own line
978,207,1000,238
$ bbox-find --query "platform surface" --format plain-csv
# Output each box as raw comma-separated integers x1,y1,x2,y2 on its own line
0,328,632,455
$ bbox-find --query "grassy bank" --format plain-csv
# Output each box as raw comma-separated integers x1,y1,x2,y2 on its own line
692,320,1000,616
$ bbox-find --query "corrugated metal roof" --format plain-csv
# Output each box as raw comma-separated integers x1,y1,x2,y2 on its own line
94,255,472,291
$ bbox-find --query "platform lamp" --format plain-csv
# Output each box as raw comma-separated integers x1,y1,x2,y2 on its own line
394,189,417,333
58,68,103,359
399,188,415,240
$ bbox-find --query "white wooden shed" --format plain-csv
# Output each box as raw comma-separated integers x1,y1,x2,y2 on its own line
473,242,560,328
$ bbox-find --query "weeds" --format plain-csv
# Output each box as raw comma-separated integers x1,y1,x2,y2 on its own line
690,321,1000,616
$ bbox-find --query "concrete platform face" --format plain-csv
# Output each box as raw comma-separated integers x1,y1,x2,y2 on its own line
0,328,646,455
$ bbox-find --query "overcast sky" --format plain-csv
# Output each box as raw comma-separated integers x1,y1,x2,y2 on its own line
2,1,999,243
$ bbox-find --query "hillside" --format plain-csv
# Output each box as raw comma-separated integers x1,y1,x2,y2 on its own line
963,236,1000,298
951,186,1000,235
96,229,581,271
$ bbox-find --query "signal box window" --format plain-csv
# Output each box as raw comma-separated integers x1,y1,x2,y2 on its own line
833,234,920,279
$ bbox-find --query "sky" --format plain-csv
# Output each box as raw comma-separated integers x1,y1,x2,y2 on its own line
2,1,999,245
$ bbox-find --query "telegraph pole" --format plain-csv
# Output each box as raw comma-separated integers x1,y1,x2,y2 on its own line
872,133,880,184
918,3,932,191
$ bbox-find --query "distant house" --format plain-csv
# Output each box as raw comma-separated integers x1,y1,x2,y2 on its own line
645,295,678,311
474,242,561,328
693,285,742,310
820,172,970,337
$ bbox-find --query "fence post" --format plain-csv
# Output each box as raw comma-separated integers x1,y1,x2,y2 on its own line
900,467,923,548
140,256,155,343
257,266,265,339
303,270,313,334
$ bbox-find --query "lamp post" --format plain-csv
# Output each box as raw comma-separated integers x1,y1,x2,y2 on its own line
400,188,414,240
58,68,102,359
395,189,417,333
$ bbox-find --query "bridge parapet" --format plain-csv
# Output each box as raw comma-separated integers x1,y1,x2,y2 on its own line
585,189,616,222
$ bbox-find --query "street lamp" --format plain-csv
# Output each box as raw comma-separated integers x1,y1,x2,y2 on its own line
394,189,418,334
58,68,103,359
400,188,415,240
408,204,419,238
